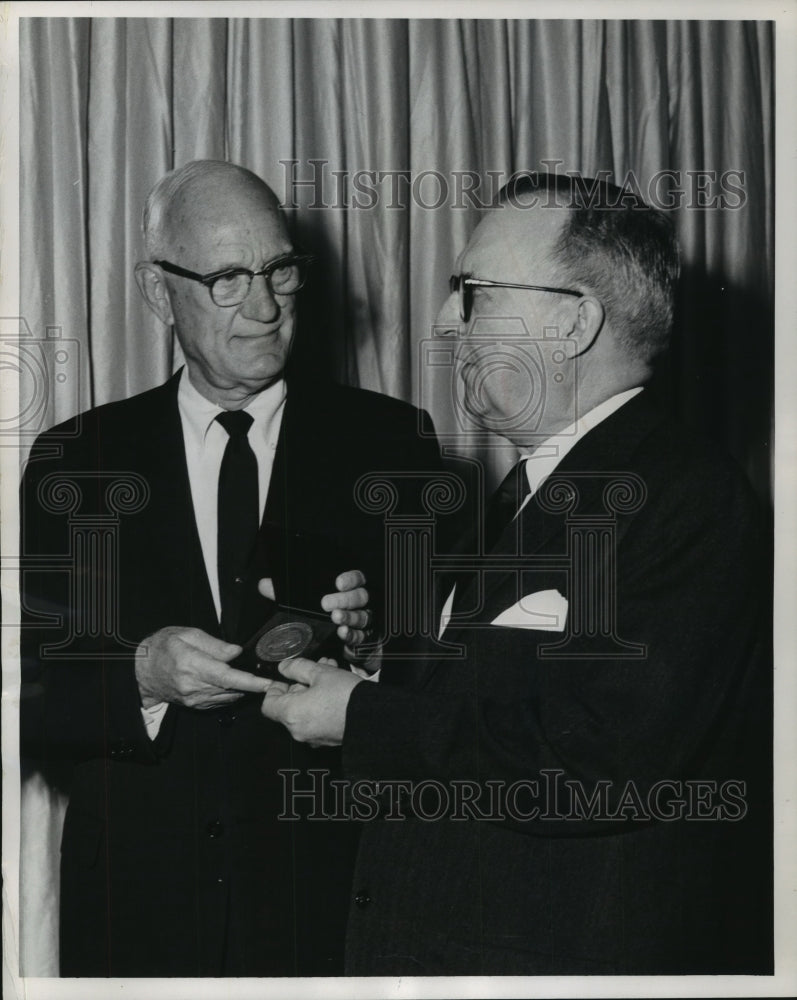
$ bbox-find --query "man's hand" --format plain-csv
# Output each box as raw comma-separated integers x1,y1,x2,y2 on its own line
260,657,362,746
257,569,371,646
321,569,372,649
135,626,270,710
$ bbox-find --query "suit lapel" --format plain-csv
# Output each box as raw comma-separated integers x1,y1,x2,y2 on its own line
239,379,326,636
234,386,294,639
440,391,665,650
138,372,218,634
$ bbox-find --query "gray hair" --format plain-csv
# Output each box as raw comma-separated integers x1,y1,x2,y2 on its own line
498,172,681,366
142,160,278,260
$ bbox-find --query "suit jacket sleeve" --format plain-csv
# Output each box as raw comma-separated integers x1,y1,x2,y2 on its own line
342,449,769,834
20,427,163,767
20,389,445,770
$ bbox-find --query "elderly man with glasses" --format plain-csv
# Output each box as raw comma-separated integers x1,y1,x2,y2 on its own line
20,159,442,977
262,172,772,975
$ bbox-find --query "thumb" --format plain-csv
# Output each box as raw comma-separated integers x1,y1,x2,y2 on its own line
278,656,322,685
261,683,289,721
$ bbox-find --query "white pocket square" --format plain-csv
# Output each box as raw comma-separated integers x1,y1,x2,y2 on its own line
490,589,568,631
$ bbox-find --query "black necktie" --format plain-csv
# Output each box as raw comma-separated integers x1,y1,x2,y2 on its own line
216,409,259,640
449,460,530,617
482,459,531,554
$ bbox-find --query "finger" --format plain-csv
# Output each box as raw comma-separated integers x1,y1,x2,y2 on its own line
331,608,371,628
318,657,339,667
181,629,242,660
264,679,290,695
200,690,244,706
278,656,323,685
257,577,276,601
261,685,289,721
336,569,366,591
321,587,369,613
173,647,247,687
337,625,365,646
213,664,273,694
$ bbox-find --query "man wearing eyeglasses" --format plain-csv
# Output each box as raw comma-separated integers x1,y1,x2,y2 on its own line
20,160,442,976
261,172,771,974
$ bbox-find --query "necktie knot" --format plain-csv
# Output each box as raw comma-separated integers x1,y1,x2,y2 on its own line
496,460,530,508
483,460,530,553
216,409,254,440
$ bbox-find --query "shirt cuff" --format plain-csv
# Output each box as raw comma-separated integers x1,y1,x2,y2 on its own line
350,664,381,682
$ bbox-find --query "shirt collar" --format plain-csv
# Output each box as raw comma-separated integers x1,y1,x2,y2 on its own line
177,367,287,442
521,386,644,496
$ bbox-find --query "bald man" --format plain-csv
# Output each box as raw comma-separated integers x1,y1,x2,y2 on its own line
20,160,442,976
261,173,772,975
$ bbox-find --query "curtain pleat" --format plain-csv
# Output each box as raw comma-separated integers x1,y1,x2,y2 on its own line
20,19,91,426
604,21,669,179
409,20,488,463
173,20,228,163
227,18,296,194
18,16,774,974
20,16,773,482
87,19,174,401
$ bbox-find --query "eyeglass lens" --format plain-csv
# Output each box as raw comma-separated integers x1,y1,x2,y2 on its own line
211,261,303,306
449,275,471,323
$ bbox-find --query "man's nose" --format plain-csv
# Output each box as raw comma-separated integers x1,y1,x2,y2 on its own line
434,291,462,337
240,273,279,323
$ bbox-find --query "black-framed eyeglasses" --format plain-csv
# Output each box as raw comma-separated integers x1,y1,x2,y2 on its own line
449,274,582,323
155,253,316,307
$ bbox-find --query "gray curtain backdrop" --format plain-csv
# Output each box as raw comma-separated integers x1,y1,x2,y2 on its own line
18,16,774,974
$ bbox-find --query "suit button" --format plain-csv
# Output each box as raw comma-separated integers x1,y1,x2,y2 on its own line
217,713,237,727
206,820,224,838
354,890,372,908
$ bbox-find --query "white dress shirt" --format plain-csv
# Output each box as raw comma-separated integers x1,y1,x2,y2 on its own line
178,368,286,617
141,368,287,738
438,387,643,637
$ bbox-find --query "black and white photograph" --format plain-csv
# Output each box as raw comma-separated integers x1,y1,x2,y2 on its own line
2,2,795,998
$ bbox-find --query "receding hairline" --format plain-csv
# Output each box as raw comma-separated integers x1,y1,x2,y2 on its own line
491,172,680,364
143,160,282,260
465,200,570,277
488,198,569,237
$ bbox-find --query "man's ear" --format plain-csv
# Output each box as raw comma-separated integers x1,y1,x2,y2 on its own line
135,262,175,326
563,295,605,358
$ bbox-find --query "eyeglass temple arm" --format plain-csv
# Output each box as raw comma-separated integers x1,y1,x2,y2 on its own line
464,277,582,297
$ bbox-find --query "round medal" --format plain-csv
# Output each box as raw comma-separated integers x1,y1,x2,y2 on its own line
256,621,314,661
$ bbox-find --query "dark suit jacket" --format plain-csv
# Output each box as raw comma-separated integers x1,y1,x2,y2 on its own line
20,370,441,977
342,390,772,975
